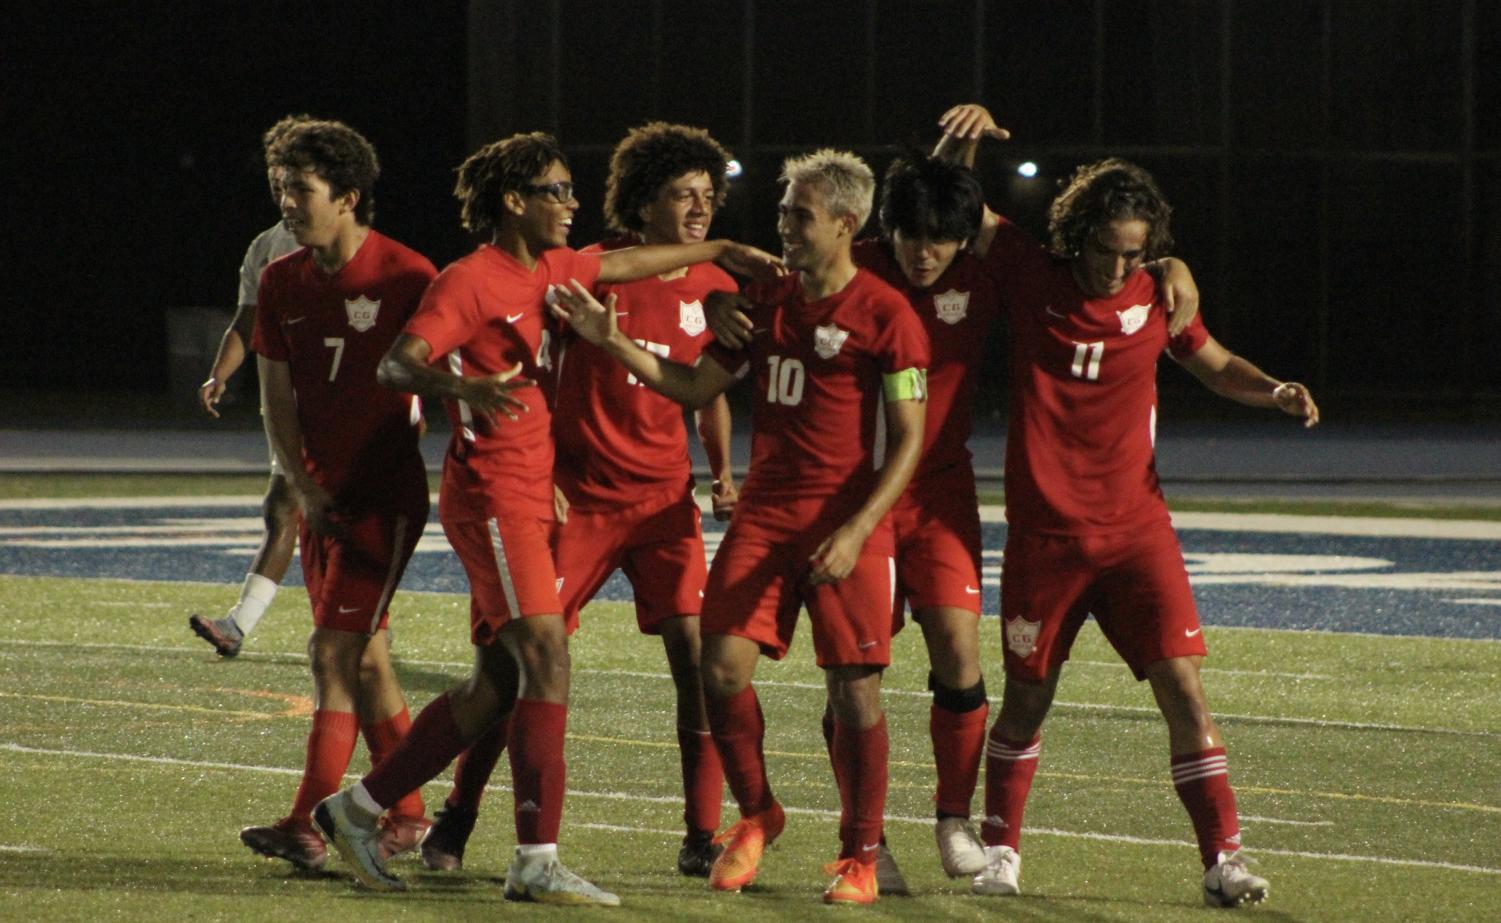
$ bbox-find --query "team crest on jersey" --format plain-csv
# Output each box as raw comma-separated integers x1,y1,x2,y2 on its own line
1117,303,1151,336
345,296,381,333
1005,615,1040,658
933,289,970,325
679,299,707,337
813,323,850,359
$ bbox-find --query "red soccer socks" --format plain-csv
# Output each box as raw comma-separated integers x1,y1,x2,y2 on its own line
290,709,359,821
1172,746,1242,869
980,728,1041,850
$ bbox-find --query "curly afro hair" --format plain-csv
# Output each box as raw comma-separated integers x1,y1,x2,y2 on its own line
603,122,732,234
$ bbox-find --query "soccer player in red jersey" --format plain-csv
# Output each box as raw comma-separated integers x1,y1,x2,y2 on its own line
312,131,778,903
419,122,740,879
189,115,307,658
709,143,1200,890
237,118,435,872
551,149,930,906
939,112,1316,906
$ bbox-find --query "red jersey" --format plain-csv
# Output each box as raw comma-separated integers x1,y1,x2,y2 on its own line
251,230,435,509
703,268,929,525
853,238,1000,480
552,239,737,512
403,244,602,522
986,218,1208,534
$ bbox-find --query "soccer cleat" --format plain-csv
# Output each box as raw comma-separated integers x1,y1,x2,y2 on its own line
239,816,326,870
1203,850,1269,907
708,801,786,892
420,801,478,871
822,857,879,905
313,791,405,891
935,816,987,877
504,852,621,906
971,844,1021,896
677,829,724,877
189,613,243,658
875,843,910,896
377,813,431,861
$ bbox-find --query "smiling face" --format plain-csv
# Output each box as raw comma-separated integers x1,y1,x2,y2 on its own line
1072,218,1149,298
514,159,579,252
638,169,716,245
777,180,851,272
278,167,355,249
890,230,965,290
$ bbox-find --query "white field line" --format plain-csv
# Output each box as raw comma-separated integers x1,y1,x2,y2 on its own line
1241,814,1334,827
0,637,1486,738
1449,598,1501,607
2,741,1495,878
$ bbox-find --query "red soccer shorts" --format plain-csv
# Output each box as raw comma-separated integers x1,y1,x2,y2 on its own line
701,501,897,669
890,467,984,628
999,518,1205,682
443,514,564,646
301,504,425,634
552,492,707,634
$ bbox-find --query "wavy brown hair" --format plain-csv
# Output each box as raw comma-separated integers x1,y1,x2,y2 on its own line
266,118,381,226
603,122,731,235
454,132,568,236
1048,158,1173,260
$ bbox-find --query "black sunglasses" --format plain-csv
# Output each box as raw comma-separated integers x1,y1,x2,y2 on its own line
522,181,575,204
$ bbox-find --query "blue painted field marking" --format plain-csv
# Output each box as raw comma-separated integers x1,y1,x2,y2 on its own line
1,497,1498,640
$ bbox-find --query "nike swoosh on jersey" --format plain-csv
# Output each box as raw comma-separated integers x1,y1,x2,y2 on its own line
338,605,361,614
286,316,307,324
1185,627,1202,637
506,312,526,324
1044,306,1066,320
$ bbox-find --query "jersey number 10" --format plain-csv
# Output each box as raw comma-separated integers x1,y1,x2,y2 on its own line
766,355,805,406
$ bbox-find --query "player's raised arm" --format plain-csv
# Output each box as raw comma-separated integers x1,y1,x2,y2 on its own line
1144,257,1201,335
932,102,1011,256
597,239,783,286
550,279,737,409
1174,335,1320,427
377,332,536,424
808,370,927,584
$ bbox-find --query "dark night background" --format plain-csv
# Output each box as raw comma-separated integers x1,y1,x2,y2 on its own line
3,0,1498,420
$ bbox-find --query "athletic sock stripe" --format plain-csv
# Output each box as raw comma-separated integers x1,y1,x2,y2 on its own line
986,742,1041,761
1172,755,1228,776
1173,766,1230,784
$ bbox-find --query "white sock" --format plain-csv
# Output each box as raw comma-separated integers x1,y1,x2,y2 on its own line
229,573,279,635
516,843,558,864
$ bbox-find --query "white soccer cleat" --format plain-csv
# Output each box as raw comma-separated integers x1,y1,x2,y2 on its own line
313,790,404,892
934,816,987,877
504,851,621,906
1203,850,1268,907
971,844,1021,896
874,842,910,896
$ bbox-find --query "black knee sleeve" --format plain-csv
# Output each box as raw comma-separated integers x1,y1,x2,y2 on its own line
929,672,988,713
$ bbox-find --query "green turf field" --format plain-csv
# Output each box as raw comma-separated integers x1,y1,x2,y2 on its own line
1,479,1498,921
2,575,1497,921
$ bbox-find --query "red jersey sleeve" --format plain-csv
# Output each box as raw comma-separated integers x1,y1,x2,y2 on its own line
548,247,602,293
1167,307,1211,359
403,265,483,359
250,262,289,361
870,290,930,374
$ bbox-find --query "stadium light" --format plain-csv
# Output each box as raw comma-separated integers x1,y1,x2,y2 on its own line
1017,161,1038,178
725,159,744,180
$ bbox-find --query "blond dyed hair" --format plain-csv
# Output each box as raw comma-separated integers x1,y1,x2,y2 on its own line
780,149,875,230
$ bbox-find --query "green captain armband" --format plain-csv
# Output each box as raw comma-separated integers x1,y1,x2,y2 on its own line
883,367,927,402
